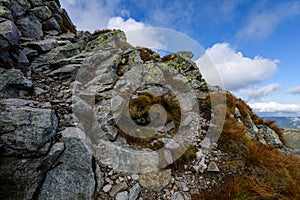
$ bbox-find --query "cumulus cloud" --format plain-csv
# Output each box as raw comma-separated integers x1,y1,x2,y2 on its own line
107,17,146,31
250,102,300,116
286,85,300,94
60,0,122,31
239,83,280,100
196,43,278,90
236,1,300,40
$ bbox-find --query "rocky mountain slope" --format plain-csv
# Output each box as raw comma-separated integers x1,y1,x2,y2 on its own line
0,1,300,200
283,128,300,151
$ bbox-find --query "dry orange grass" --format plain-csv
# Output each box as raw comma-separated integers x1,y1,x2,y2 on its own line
194,92,300,199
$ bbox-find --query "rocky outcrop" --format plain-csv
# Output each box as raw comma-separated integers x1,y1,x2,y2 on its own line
0,0,76,67
0,1,298,200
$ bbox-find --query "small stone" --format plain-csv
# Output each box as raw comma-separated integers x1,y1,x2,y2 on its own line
116,191,129,200
175,181,189,192
102,184,112,193
171,191,189,200
200,138,211,149
129,183,141,200
171,177,175,184
198,157,207,173
40,102,51,109
207,161,220,173
109,182,128,197
139,169,171,191
34,87,45,95
131,174,139,181
119,176,125,182
192,165,200,173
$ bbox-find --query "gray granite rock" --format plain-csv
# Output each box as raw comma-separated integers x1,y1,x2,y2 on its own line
10,0,31,18
0,157,44,200
171,191,190,200
116,191,129,200
42,17,61,32
0,20,21,48
0,103,58,156
28,39,58,52
207,161,220,173
31,6,52,21
38,128,95,200
16,14,43,40
110,182,128,197
0,68,32,98
129,183,141,200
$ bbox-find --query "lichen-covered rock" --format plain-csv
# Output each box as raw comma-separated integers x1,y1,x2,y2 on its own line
0,6,12,20
31,5,52,21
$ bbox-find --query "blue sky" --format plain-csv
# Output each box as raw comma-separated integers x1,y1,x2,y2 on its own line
61,0,300,116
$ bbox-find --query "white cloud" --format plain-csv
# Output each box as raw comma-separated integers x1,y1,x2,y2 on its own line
250,102,300,116
286,85,300,94
60,0,122,31
239,83,280,100
107,17,146,32
196,43,278,90
236,1,300,40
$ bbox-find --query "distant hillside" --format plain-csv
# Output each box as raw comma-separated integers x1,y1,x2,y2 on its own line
283,129,300,151
264,117,300,129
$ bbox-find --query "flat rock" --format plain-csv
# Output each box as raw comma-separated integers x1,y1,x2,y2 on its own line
28,39,58,52
116,191,129,200
0,68,32,93
207,161,220,173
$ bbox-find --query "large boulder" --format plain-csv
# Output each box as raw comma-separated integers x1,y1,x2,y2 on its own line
0,157,44,200
37,127,95,200
0,68,32,98
0,99,58,156
0,20,21,48
16,13,43,40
